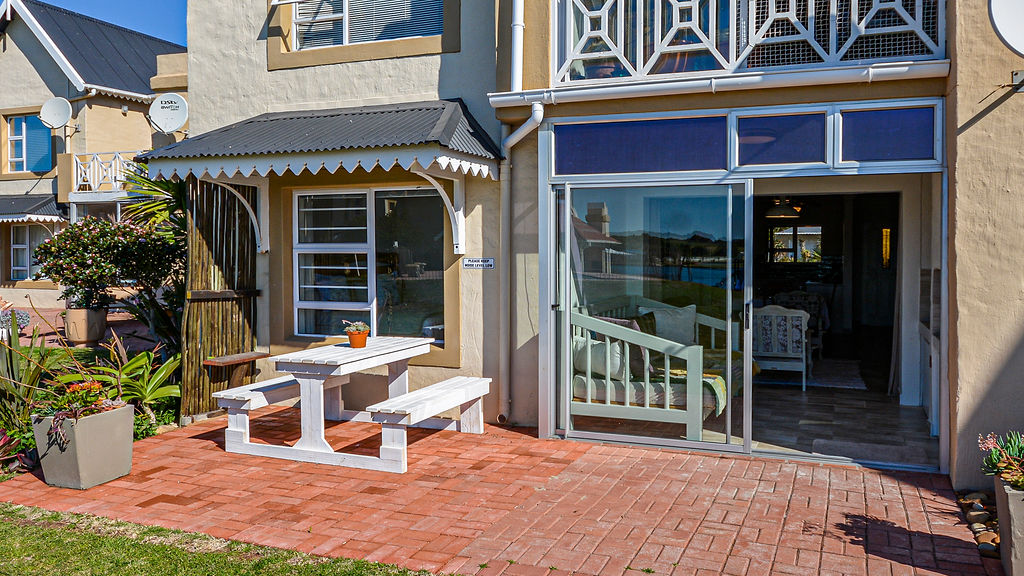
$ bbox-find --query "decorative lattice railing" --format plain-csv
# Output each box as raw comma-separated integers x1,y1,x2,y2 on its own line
73,152,143,193
554,0,944,83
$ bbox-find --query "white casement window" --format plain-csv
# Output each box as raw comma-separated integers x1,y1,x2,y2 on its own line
293,188,447,343
5,115,53,174
11,224,48,281
292,0,444,51
7,117,25,173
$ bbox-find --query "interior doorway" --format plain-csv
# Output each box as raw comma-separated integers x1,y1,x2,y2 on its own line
748,191,938,468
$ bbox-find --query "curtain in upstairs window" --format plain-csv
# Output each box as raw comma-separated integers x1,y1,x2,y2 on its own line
348,0,443,44
24,115,53,173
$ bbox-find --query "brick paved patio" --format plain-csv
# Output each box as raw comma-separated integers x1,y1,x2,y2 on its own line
0,405,1001,576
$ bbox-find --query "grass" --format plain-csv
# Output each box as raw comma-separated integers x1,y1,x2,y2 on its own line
0,502,431,576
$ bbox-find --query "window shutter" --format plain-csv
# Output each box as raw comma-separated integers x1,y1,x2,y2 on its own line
348,0,444,44
24,115,53,173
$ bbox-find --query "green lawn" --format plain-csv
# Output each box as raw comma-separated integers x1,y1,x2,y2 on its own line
0,503,430,576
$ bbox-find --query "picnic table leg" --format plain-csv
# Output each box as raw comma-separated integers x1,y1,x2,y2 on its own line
379,423,408,473
324,375,348,421
293,375,333,453
387,360,409,398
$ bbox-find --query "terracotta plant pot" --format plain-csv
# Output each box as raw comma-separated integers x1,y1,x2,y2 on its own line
64,308,108,346
347,331,369,348
31,404,133,490
996,478,1024,575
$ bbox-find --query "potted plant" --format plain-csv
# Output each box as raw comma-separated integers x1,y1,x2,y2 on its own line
980,431,1024,575
31,379,133,490
34,218,125,346
344,320,371,348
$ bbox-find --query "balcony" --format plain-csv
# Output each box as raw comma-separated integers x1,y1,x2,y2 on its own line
72,151,143,194
553,0,944,85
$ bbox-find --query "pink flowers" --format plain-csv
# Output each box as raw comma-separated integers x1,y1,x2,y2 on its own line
979,433,1001,452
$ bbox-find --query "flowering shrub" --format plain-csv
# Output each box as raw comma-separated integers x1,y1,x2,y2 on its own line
32,379,125,445
979,431,1024,490
0,310,30,331
33,218,184,310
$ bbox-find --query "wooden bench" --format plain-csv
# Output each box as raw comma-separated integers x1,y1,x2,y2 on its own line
367,376,491,472
203,351,272,389
212,375,347,452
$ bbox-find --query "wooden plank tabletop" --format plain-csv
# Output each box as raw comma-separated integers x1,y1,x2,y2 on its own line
203,351,272,367
270,337,434,367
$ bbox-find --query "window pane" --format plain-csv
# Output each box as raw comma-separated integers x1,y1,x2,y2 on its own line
375,190,445,345
9,117,23,137
297,19,346,49
796,226,822,262
298,253,369,302
75,203,117,222
12,226,27,245
297,193,367,244
9,161,24,172
12,247,27,269
297,309,371,337
296,0,343,19
11,140,23,160
841,107,935,162
348,0,443,43
554,117,728,174
738,114,827,166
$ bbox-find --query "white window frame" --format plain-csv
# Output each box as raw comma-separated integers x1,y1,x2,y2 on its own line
7,116,26,173
293,188,375,337
290,0,443,51
292,185,446,338
10,223,52,281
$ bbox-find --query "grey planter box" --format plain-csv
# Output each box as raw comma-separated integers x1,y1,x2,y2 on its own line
997,478,1024,576
31,404,133,490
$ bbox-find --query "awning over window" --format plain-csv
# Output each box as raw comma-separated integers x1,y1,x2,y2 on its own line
138,99,501,181
0,194,65,223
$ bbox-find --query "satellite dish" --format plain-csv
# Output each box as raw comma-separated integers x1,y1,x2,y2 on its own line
39,97,72,129
992,0,1024,57
149,93,189,133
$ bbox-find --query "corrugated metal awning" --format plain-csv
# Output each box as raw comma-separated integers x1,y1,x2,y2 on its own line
0,194,65,223
139,100,501,181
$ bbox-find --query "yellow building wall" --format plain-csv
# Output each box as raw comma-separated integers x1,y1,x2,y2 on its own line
82,97,156,154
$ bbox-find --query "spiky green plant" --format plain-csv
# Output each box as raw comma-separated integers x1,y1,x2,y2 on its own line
980,431,1024,490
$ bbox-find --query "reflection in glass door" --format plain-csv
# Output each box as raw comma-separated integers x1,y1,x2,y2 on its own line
556,183,751,450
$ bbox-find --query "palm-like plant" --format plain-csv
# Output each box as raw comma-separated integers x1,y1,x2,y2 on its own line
119,166,188,356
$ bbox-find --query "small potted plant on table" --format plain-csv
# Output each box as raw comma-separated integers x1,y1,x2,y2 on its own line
344,320,371,348
980,431,1024,575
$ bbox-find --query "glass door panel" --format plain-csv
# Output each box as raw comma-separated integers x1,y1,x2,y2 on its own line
556,183,749,449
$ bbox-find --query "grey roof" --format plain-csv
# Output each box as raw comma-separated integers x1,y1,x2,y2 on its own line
139,100,502,162
17,0,185,95
0,194,63,217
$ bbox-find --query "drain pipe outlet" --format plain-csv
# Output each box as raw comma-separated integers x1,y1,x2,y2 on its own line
497,102,544,424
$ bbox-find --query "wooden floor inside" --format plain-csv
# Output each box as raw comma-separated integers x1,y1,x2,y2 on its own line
748,384,939,468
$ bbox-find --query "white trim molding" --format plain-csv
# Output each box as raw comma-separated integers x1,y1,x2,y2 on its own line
145,145,498,182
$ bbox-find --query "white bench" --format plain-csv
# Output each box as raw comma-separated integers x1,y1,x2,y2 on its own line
212,375,348,452
367,376,491,472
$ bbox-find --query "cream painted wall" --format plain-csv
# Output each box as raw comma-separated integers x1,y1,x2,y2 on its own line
0,19,76,107
186,0,499,141
948,0,1024,489
83,98,156,153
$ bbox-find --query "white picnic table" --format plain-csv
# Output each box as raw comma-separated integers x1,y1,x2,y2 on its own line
213,335,490,472
271,336,434,455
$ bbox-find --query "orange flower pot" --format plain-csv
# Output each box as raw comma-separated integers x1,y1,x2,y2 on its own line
347,331,369,348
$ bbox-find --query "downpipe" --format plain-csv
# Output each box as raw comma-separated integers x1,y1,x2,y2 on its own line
497,102,544,424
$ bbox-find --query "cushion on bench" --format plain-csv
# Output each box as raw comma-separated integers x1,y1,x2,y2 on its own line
367,376,490,426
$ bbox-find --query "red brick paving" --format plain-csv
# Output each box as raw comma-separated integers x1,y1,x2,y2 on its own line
0,406,1002,576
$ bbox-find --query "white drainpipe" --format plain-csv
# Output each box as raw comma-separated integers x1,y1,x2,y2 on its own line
510,0,525,92
497,101,544,424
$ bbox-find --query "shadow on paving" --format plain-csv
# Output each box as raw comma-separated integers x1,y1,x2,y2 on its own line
836,513,1002,576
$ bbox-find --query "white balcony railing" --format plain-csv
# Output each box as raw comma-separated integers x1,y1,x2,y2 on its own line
73,151,143,193
554,0,944,84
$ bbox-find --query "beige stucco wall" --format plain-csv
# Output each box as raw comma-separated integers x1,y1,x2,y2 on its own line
82,97,156,154
246,168,504,421
186,0,499,141
947,0,1024,489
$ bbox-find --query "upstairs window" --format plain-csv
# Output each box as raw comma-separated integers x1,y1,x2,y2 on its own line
6,115,53,174
294,0,444,51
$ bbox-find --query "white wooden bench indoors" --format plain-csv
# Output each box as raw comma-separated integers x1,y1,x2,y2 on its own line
212,373,490,473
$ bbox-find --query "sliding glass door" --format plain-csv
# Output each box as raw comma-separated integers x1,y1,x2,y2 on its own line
555,182,751,451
